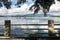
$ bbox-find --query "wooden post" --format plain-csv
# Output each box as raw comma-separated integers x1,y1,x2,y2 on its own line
58,30,60,37
4,20,11,37
48,20,55,36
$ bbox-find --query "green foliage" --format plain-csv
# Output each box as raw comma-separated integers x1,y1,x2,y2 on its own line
57,0,60,1
4,2,11,9
29,0,55,16
0,0,11,9
0,0,2,2
0,3,2,7
16,0,26,5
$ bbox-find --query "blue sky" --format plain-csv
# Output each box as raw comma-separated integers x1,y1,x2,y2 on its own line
11,0,17,5
11,0,35,5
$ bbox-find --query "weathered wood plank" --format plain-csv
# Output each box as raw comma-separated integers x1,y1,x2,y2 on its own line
48,20,56,36
4,20,11,37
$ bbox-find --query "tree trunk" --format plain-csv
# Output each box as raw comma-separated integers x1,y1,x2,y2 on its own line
43,8,47,16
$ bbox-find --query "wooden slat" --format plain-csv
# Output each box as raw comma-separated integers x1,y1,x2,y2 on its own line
0,24,60,26
11,24,60,26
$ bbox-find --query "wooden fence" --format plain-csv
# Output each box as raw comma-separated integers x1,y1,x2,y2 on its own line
0,20,60,40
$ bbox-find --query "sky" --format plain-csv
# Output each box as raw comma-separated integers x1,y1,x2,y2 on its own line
0,0,60,15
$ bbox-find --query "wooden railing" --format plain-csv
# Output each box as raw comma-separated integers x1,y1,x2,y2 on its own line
0,20,60,39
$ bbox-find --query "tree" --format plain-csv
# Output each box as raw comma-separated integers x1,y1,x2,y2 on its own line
3,0,11,9
0,0,11,9
16,0,26,5
57,0,60,1
0,0,2,2
29,0,56,16
0,2,2,7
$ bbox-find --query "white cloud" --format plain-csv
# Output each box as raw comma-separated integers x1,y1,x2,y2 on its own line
50,0,60,11
0,0,60,15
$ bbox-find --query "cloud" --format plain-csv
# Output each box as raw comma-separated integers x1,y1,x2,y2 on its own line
0,0,60,15
50,0,60,11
